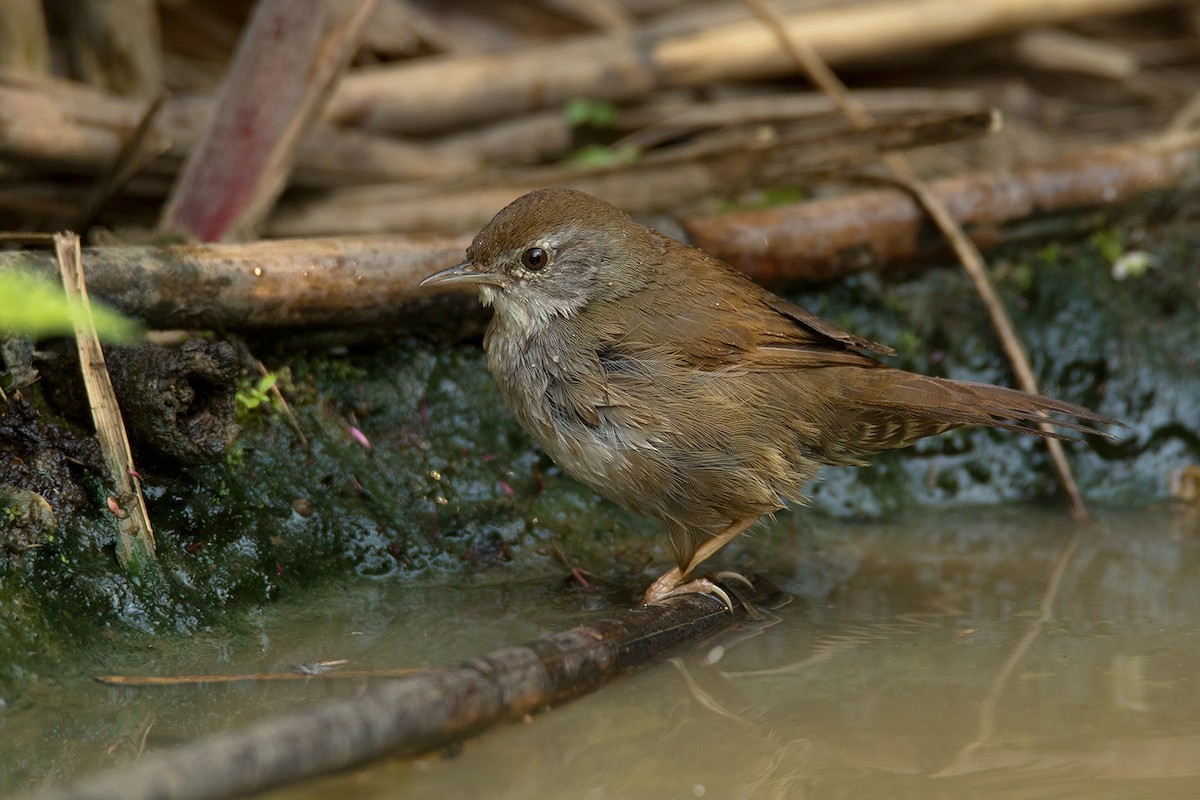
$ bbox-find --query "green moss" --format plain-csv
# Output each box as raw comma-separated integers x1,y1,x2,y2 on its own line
791,229,1200,516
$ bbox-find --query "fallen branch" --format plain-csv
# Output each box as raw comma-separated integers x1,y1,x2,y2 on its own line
0,75,981,187
268,109,1000,236
22,576,781,800
0,234,471,331
682,133,1200,283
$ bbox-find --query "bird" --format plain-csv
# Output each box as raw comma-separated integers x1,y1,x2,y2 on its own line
421,188,1116,607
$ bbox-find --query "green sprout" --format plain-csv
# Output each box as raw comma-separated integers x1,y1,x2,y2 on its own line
236,372,280,417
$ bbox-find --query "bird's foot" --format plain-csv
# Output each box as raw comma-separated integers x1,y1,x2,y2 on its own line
642,569,753,612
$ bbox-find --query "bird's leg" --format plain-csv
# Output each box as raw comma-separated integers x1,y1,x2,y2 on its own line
642,516,759,609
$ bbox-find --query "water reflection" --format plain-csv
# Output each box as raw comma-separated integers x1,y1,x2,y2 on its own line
5,506,1200,799
329,506,1199,800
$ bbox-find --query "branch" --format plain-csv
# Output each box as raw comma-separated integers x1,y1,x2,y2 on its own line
22,576,781,800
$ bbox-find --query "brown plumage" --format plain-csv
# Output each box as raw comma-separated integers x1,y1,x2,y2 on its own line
422,188,1116,605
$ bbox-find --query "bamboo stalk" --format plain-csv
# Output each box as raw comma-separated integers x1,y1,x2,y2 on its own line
160,0,379,241
53,232,156,565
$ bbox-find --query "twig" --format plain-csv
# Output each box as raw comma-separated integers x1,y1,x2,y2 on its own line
1012,28,1139,80
53,232,156,565
96,667,425,686
234,341,309,448
742,0,1091,520
21,575,782,800
269,109,1000,236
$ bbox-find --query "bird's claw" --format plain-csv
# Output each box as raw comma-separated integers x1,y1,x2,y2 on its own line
642,570,753,612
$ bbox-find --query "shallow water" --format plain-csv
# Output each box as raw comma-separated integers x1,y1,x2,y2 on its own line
5,505,1200,799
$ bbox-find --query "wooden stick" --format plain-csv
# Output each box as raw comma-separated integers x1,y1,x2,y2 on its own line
742,0,1092,519
21,576,781,800
159,0,379,241
615,87,986,150
656,0,1167,85
0,235,472,331
681,134,1200,283
327,0,1173,135
96,667,425,686
1012,28,1139,80
53,232,156,565
0,73,166,170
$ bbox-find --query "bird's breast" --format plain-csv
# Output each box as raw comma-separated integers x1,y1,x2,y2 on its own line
484,320,656,501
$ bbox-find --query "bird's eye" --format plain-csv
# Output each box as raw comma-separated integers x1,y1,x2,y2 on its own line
520,247,548,271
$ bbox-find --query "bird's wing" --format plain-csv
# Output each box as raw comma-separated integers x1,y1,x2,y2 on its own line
606,248,892,372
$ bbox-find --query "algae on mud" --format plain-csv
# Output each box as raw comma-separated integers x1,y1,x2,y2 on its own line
0,226,1197,695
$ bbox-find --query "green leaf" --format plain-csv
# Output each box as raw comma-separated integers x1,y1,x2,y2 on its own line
256,373,278,394
0,266,142,343
569,144,640,169
235,371,281,417
563,98,618,129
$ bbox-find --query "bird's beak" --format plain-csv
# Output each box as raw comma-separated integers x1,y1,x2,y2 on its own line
420,261,499,288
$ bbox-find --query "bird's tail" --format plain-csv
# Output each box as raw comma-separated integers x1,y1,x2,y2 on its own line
811,368,1118,463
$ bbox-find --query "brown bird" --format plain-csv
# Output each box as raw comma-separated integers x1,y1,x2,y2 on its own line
422,188,1115,607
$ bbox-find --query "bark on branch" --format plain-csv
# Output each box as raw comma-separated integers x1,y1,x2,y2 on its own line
0,235,470,331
